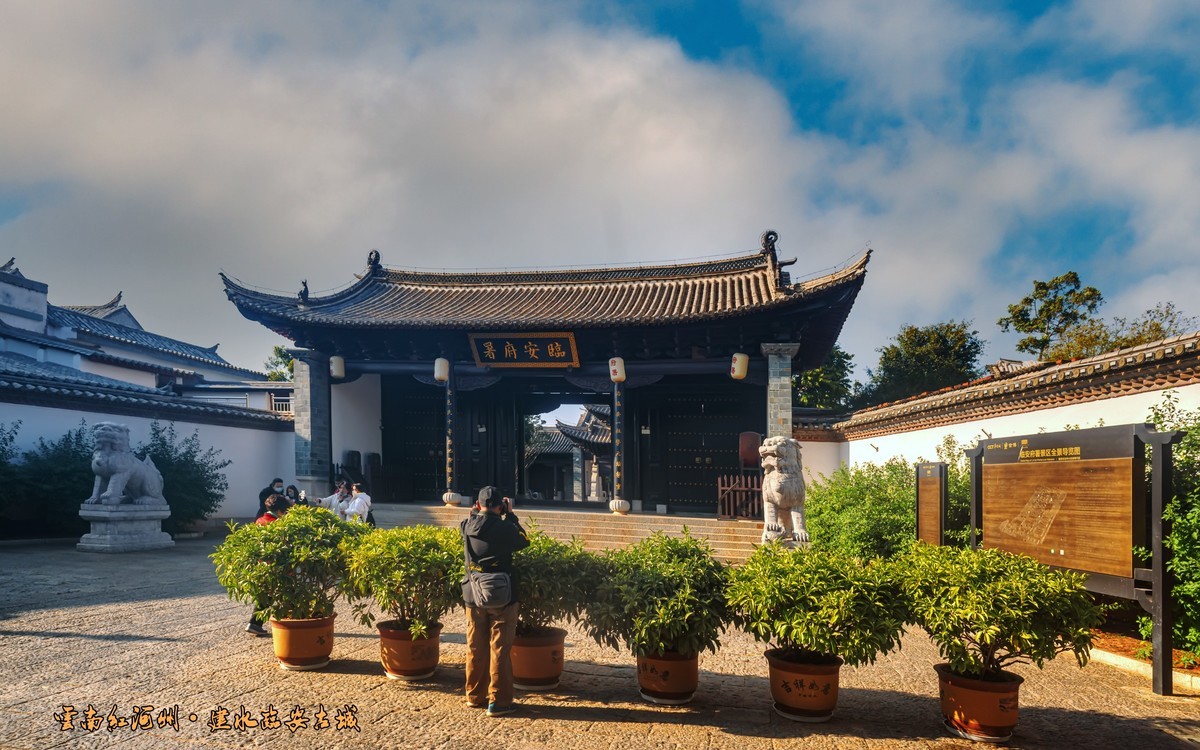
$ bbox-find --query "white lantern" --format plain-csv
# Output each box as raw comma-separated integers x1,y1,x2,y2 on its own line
433,357,450,383
329,355,346,379
730,352,749,380
609,356,626,384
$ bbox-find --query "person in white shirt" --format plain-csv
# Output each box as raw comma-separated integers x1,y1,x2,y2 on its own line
319,481,351,516
344,482,373,524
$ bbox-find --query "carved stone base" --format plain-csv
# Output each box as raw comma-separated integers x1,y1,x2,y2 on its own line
77,503,174,553
609,498,631,515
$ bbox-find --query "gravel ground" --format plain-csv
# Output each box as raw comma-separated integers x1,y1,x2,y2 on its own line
0,537,1196,749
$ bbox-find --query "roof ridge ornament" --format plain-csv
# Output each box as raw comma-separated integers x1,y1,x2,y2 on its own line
367,249,382,274
760,230,778,254
298,280,309,304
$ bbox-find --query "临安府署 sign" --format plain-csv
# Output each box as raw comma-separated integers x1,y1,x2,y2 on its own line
468,332,579,368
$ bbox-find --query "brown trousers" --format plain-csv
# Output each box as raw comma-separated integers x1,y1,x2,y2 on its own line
465,601,519,707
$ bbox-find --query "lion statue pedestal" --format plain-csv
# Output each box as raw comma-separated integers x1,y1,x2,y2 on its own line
77,422,174,553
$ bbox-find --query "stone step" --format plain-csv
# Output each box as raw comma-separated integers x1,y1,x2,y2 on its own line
373,503,762,562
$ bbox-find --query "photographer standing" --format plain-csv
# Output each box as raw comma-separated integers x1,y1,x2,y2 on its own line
460,486,529,717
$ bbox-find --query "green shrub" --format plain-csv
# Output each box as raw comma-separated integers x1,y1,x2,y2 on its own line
11,420,92,538
136,421,230,534
805,457,916,559
900,544,1100,679
728,544,907,665
211,505,364,621
0,420,20,514
584,532,730,658
1140,393,1200,655
933,435,973,546
513,524,594,636
345,525,462,639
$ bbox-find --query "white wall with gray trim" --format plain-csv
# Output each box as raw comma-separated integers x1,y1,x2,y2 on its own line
1,402,294,522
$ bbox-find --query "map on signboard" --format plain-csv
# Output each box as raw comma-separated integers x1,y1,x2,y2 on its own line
998,486,1067,546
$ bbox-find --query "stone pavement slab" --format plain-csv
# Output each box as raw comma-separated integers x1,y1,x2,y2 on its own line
0,538,1196,749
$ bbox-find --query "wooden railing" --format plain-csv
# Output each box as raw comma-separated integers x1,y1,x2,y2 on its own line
717,473,762,520
269,395,293,414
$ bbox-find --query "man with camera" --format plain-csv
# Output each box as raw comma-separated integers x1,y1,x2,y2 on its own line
460,486,529,717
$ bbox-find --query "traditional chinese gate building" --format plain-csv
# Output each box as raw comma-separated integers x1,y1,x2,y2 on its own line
222,233,869,513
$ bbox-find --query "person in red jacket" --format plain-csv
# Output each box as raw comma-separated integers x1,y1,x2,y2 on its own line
246,494,290,636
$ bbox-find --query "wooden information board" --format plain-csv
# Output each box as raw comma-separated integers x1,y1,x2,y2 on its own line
977,425,1144,578
915,462,946,545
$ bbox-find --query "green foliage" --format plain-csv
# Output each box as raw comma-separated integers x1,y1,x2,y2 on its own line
1136,392,1200,655
0,420,20,495
1045,302,1197,362
998,271,1104,359
584,532,730,658
899,544,1100,679
513,525,595,635
793,343,854,410
728,544,907,666
804,457,916,559
211,505,365,621
12,420,92,538
135,421,231,534
854,320,984,408
345,525,462,638
934,435,974,547
264,345,294,382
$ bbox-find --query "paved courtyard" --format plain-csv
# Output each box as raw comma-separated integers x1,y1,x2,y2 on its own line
0,537,1196,750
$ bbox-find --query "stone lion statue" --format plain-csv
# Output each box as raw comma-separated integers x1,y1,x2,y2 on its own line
83,423,166,506
759,435,808,546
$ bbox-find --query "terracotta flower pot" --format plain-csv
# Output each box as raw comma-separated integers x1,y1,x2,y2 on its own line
270,615,336,671
934,663,1024,742
764,649,843,722
636,651,699,705
513,627,568,691
378,621,442,680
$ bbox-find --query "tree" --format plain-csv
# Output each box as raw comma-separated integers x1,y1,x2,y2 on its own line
265,345,294,381
793,344,854,410
1046,301,1198,361
854,321,984,407
998,271,1103,359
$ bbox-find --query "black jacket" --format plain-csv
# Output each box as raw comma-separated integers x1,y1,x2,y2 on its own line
460,511,530,602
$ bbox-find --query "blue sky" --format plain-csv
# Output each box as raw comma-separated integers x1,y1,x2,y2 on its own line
1,0,1197,383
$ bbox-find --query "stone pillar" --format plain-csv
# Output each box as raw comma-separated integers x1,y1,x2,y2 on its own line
572,448,584,502
292,350,332,499
762,343,800,439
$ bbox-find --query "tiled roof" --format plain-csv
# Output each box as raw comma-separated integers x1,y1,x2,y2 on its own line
46,305,264,378
0,352,291,428
835,332,1200,440
62,292,144,330
221,248,871,331
529,428,575,457
556,420,611,455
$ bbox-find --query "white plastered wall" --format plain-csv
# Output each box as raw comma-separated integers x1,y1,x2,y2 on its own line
796,439,848,484
843,384,1200,467
331,374,382,470
1,402,294,521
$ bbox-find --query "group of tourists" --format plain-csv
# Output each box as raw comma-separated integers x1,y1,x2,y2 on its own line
244,475,375,637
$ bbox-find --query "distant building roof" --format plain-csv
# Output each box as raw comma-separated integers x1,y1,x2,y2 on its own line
46,305,265,378
0,352,290,429
62,291,144,330
836,331,1200,439
529,427,575,458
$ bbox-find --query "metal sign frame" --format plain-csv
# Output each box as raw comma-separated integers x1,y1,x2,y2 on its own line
965,423,1183,696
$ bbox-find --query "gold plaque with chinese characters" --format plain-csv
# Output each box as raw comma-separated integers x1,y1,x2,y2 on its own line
468,332,580,368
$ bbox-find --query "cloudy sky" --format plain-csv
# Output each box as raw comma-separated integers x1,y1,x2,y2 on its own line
2,0,1197,380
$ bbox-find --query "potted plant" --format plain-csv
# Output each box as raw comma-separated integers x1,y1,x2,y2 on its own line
727,543,908,722
899,543,1101,742
510,526,594,690
211,505,364,670
583,531,730,704
345,525,463,680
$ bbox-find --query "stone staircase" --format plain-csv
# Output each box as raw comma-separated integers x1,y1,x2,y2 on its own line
372,503,763,563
